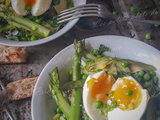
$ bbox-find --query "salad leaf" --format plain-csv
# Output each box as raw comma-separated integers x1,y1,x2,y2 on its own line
82,56,157,76
61,79,86,91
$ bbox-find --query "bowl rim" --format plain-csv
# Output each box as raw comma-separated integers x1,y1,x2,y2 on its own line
0,0,87,47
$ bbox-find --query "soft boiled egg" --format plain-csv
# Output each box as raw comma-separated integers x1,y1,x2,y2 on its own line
83,71,115,120
83,71,150,120
11,0,52,16
108,76,150,120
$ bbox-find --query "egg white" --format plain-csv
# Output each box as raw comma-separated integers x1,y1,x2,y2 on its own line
31,0,52,16
11,0,28,16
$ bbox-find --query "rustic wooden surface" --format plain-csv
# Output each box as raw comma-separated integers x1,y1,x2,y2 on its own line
0,0,160,120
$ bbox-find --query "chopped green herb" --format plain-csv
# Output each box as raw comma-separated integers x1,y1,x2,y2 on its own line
98,44,109,55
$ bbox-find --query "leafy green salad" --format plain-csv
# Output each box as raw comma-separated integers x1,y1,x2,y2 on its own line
49,40,160,120
0,0,73,41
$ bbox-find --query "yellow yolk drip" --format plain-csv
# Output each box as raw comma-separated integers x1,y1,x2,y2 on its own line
87,72,115,104
24,0,36,6
112,78,142,111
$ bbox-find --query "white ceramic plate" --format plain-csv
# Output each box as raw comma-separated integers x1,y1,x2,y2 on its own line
31,35,160,120
0,0,86,47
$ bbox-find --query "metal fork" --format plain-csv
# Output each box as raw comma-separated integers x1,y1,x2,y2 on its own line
0,80,15,120
57,3,160,25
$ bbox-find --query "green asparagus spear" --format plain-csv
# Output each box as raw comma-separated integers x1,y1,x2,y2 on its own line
0,12,50,37
70,40,84,120
61,79,86,91
80,39,97,60
49,67,70,120
83,49,97,60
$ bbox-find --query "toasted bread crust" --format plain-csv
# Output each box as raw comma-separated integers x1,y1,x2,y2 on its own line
0,45,28,64
6,76,38,100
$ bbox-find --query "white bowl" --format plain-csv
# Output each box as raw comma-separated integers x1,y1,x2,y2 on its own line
0,0,87,47
31,35,160,120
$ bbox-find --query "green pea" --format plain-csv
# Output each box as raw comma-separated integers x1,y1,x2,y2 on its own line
35,19,41,24
130,7,135,12
149,71,155,76
56,107,62,113
69,69,73,75
112,11,117,15
93,49,99,55
96,69,102,73
121,61,127,68
154,24,159,27
82,74,88,79
143,73,150,81
145,33,151,40
126,90,133,96
30,35,36,41
111,101,117,108
25,5,31,11
97,55,101,58
156,110,160,117
143,81,151,88
138,71,144,77
153,76,158,83
95,101,103,109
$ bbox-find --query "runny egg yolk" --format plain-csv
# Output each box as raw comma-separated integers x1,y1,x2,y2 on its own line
24,0,36,6
112,78,142,111
87,72,115,104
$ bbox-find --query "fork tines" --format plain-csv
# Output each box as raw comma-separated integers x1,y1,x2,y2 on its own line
57,4,103,24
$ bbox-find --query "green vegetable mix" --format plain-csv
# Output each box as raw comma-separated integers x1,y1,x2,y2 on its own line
50,40,160,120
0,0,73,41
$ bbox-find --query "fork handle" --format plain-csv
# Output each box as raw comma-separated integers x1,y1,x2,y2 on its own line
2,105,15,120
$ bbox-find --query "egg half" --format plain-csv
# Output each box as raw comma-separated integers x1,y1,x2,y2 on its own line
83,71,150,120
11,0,52,16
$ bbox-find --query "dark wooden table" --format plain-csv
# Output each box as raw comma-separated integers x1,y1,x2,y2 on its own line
0,0,160,120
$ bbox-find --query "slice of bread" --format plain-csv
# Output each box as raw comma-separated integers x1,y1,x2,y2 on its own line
6,76,38,100
0,45,28,64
